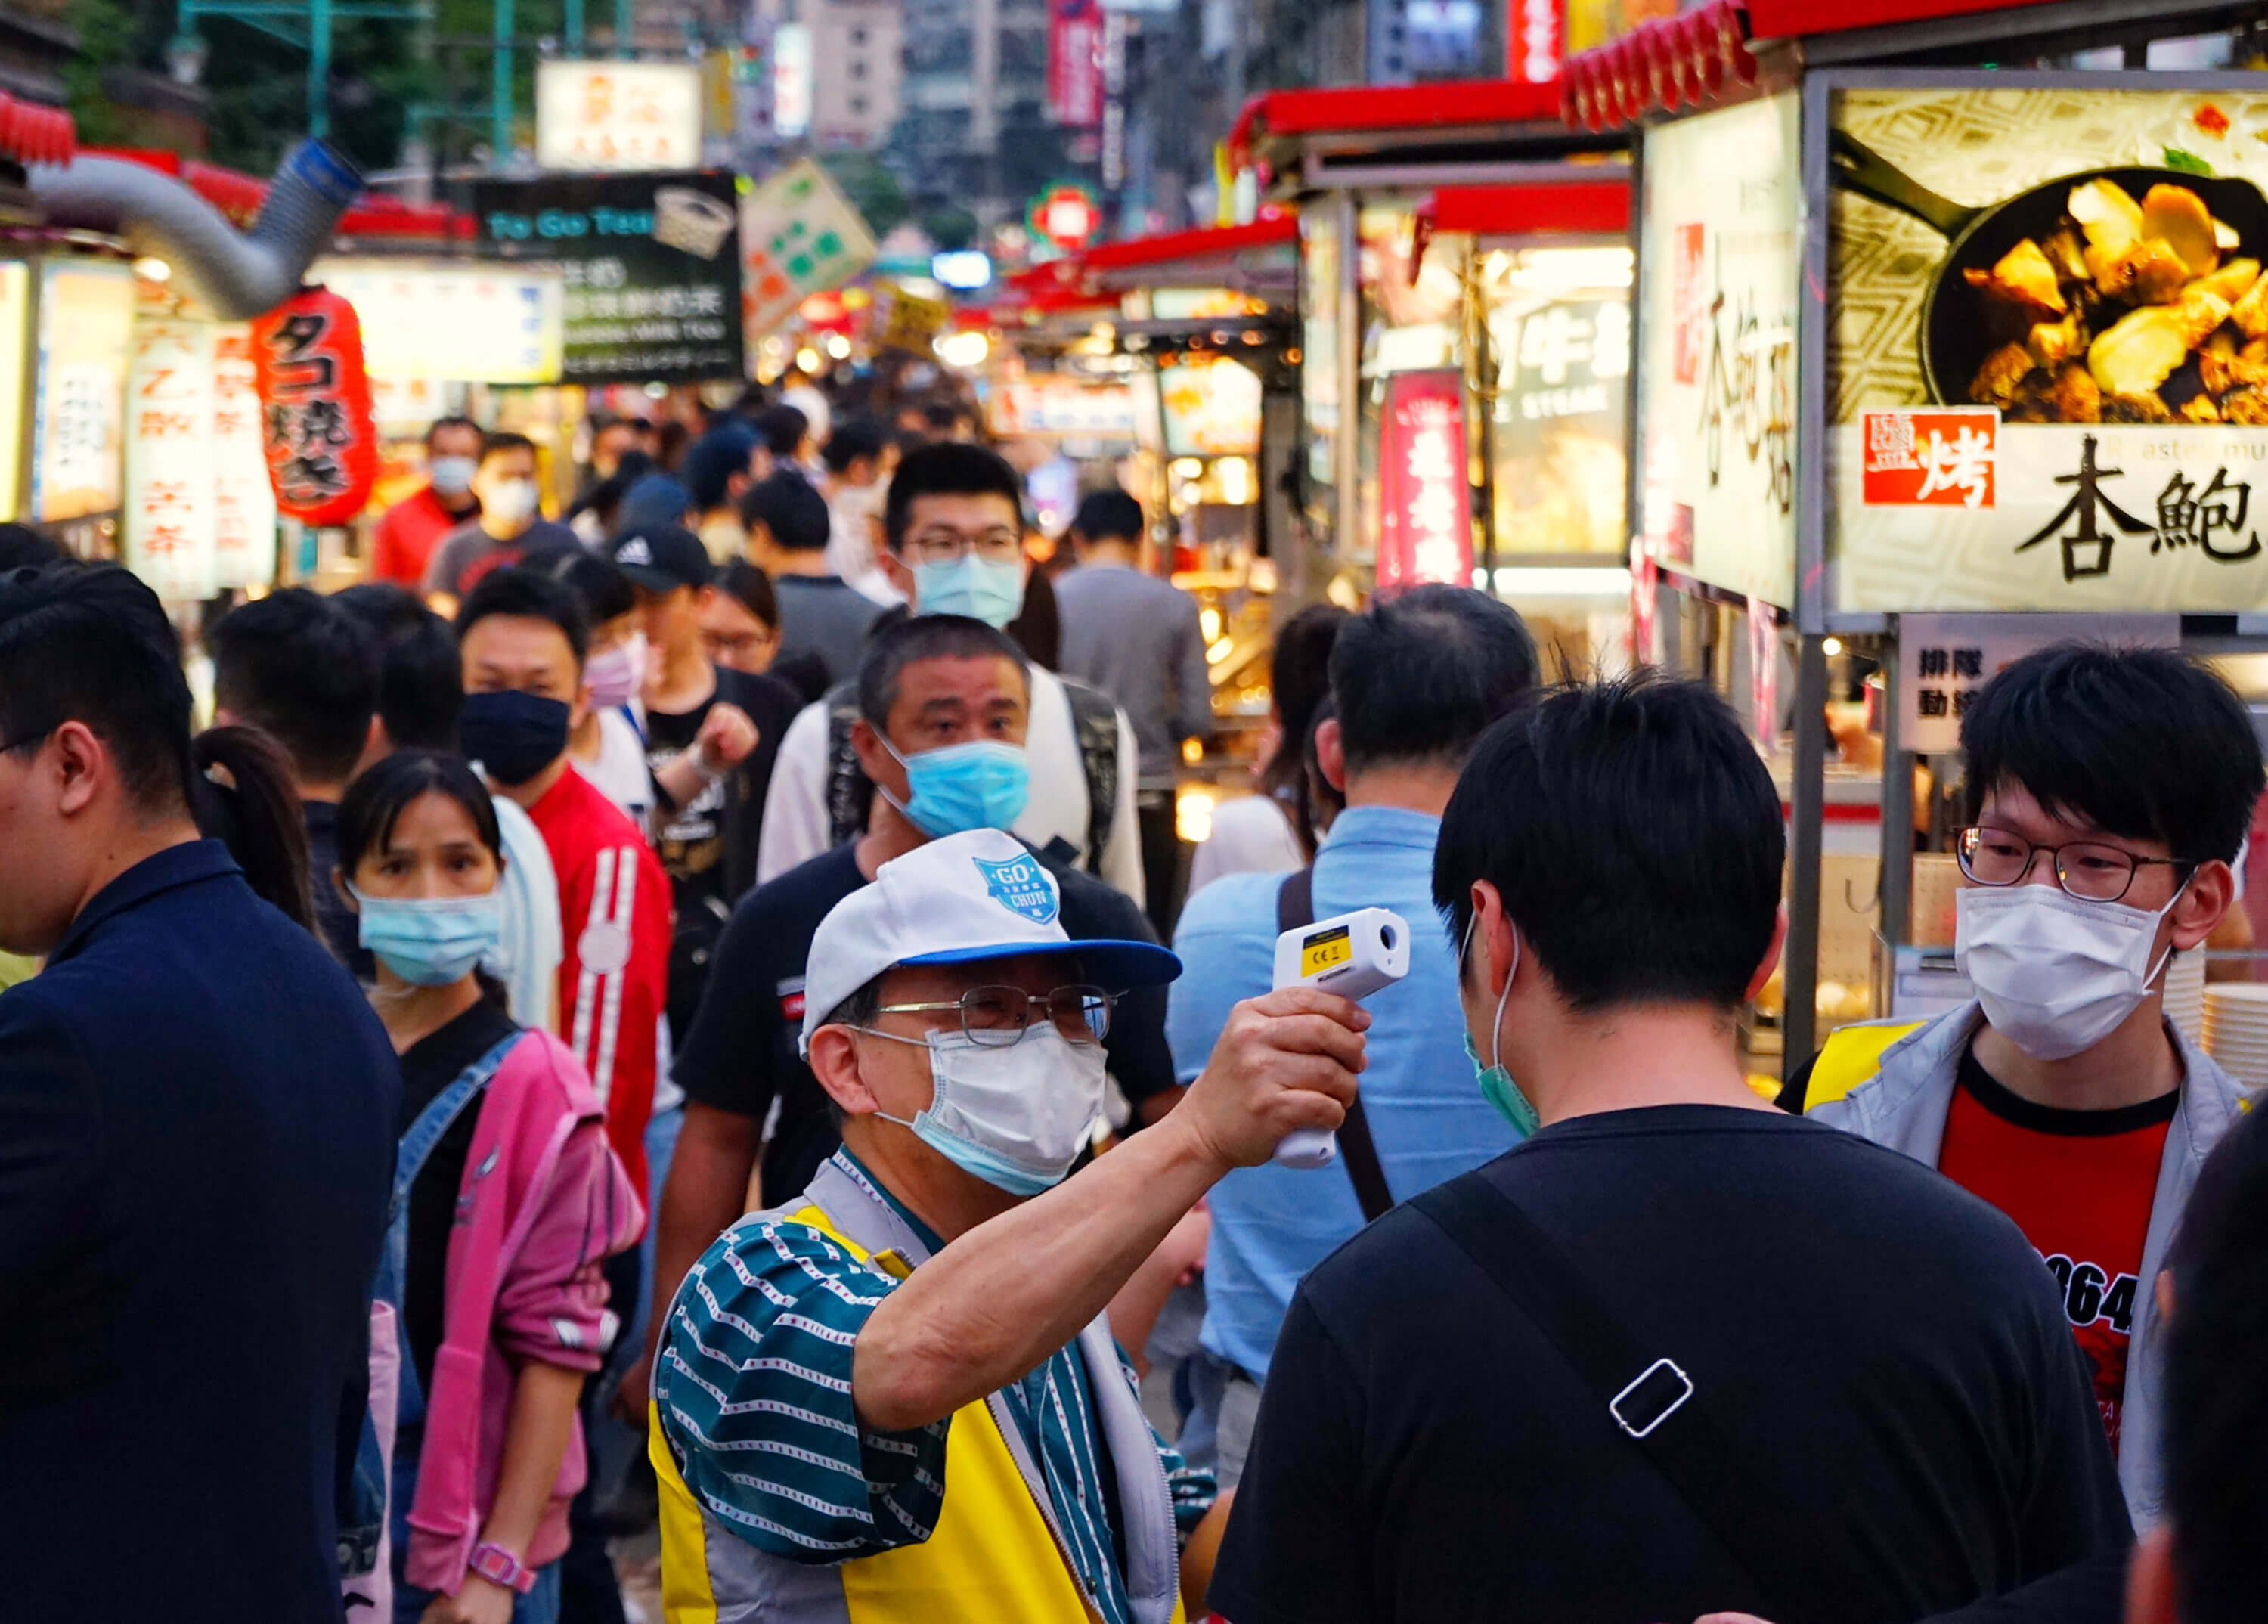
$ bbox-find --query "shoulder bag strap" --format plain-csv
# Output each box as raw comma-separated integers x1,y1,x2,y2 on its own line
1411,1173,1839,1619
823,680,869,848
1061,677,1120,876
1276,869,1395,1223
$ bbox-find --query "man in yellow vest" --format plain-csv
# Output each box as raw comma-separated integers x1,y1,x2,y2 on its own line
1797,643,2262,1531
649,826,1368,1623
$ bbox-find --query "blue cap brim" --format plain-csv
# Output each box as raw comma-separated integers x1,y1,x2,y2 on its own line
899,937,1182,990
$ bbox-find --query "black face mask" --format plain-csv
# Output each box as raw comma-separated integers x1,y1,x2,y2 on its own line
458,690,571,787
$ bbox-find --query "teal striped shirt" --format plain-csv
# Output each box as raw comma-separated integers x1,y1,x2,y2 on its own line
657,1151,1216,1621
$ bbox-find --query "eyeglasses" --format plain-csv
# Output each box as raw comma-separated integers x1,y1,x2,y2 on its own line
875,984,1116,1046
902,527,1024,566
1955,825,2197,904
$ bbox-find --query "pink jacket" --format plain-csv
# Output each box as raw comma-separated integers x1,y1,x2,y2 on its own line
405,1028,645,1593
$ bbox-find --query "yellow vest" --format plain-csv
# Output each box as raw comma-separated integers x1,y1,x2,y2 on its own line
652,1197,1188,1624
1802,1021,1927,1112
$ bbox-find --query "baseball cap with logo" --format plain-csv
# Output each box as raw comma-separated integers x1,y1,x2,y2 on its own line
799,829,1179,1055
608,522,711,594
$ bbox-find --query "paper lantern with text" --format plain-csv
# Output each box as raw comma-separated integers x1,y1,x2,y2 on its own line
249,285,378,527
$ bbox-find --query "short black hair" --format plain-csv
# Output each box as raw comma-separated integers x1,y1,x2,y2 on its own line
683,423,760,513
821,414,888,474
739,470,832,553
480,430,538,466
755,403,810,458
550,551,638,628
2164,1105,2268,1624
0,563,194,813
1435,674,1785,1014
425,414,482,451
714,559,780,631
1961,643,2266,863
0,522,63,572
455,566,590,668
1331,585,1538,774
856,612,1029,731
885,442,1024,552
1072,488,1144,544
210,587,382,786
333,583,463,754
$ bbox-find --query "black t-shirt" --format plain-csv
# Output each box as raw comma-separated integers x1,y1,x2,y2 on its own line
1212,1105,2130,1624
675,837,1179,1207
398,998,519,1397
646,665,805,1033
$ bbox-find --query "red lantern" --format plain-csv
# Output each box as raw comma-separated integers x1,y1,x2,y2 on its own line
249,285,378,528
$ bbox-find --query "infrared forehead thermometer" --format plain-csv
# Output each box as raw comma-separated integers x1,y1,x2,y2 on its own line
1270,907,1409,1169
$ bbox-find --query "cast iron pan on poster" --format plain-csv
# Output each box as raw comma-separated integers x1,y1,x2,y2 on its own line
1828,128,2268,405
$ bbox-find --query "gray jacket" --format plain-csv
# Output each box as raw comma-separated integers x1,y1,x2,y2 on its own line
1810,1000,2245,1529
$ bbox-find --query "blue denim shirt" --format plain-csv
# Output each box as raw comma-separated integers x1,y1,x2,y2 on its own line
1167,804,1523,1381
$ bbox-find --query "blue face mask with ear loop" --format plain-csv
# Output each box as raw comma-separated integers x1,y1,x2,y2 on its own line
351,886,504,987
879,736,1032,837
1461,910,1541,1138
912,554,1027,628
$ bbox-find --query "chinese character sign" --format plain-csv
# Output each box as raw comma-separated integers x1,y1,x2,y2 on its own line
535,61,702,173
1377,370,1473,594
212,326,277,590
316,259,565,386
249,286,379,528
33,260,135,523
125,318,217,602
1895,613,2178,754
1048,0,1103,129
739,160,877,358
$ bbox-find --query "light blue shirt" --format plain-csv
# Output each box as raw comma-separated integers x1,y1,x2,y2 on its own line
1167,804,1523,1382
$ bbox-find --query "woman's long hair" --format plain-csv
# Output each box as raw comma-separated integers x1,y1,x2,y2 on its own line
191,725,317,934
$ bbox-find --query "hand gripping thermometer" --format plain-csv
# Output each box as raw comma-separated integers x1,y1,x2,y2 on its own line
1269,907,1410,1168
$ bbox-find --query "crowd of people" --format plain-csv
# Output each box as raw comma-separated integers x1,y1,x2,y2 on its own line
4,386,2268,1624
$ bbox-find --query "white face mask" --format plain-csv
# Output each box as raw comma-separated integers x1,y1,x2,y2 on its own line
1955,883,2184,1061
484,478,538,525
861,1023,1105,1195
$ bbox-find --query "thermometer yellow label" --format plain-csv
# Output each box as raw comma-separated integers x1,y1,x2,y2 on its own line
1300,925,1352,979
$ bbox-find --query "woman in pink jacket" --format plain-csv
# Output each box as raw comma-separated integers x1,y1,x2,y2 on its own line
337,750,644,1624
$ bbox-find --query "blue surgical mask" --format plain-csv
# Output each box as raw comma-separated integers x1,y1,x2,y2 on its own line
1461,913,1539,1137
353,888,503,987
913,554,1027,628
882,737,1030,837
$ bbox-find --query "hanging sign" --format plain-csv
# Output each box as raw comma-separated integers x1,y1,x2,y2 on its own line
1029,182,1101,251
125,318,217,601
1377,368,1473,593
249,286,380,528
739,159,878,352
32,260,135,522
212,325,277,589
535,61,703,172
1047,0,1104,129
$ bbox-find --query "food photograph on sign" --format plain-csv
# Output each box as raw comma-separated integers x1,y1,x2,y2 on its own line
1828,79,2268,613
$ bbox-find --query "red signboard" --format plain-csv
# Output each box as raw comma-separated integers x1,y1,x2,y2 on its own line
1862,408,1998,510
1511,0,1562,82
1377,369,1473,594
249,286,380,528
1047,0,1103,129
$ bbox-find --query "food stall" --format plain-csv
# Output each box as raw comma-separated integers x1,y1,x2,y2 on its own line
1569,0,2268,1077
1225,77,1636,674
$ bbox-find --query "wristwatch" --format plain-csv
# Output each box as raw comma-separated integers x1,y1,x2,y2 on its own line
467,1541,538,1595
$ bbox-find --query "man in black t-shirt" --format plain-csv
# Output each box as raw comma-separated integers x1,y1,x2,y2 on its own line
610,522,805,1038
618,614,1177,1421
1213,676,2129,1624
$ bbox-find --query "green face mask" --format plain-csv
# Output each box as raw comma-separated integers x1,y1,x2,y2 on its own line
1461,913,1541,1138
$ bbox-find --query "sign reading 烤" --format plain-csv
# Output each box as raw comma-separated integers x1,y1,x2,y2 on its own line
1862,408,1997,510
1377,368,1473,594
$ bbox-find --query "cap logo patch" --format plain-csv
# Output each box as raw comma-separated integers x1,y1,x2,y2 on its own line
616,537,653,566
976,854,1056,926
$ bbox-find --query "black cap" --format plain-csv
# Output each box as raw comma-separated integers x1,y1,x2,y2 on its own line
740,469,832,553
608,523,711,593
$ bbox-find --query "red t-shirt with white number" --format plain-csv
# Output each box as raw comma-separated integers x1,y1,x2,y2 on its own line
1937,1046,2174,1457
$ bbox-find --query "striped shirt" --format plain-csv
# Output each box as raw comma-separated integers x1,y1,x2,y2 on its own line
657,1151,1216,1620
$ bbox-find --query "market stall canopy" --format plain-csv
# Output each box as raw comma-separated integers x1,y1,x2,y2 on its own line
86,149,472,245
1228,76,1625,194
1410,179,1633,274
993,216,1297,321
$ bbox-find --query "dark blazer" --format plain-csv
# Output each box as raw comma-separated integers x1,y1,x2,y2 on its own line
0,839,398,1622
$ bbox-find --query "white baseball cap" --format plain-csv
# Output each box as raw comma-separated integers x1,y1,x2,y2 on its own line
799,829,1179,1054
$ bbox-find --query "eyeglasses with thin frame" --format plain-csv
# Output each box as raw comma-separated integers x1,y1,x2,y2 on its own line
1955,825,2198,904
902,526,1024,567
874,984,1116,1046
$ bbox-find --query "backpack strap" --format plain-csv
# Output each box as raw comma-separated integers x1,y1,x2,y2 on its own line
822,680,869,849
1277,868,1396,1223
1059,675,1121,877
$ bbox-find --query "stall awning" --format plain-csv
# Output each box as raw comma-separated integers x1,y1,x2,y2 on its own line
1230,76,1623,194
999,216,1300,314
90,148,472,243
1077,215,1297,274
0,92,73,167
1417,180,1631,239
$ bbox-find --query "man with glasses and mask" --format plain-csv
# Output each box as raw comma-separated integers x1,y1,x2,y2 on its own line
1792,643,2264,1529
755,442,1145,905
649,826,1370,1623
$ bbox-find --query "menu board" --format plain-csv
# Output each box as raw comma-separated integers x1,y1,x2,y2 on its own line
1634,91,1801,605
475,172,742,383
32,259,135,522
1492,288,1629,556
1827,79,2268,613
1159,355,1263,458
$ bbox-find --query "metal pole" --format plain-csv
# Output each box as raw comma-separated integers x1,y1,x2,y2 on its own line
1465,239,1498,599
1333,188,1360,581
491,0,513,163
1784,631,1830,1080
1876,627,1913,1013
565,0,581,54
309,0,331,136
614,0,629,56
